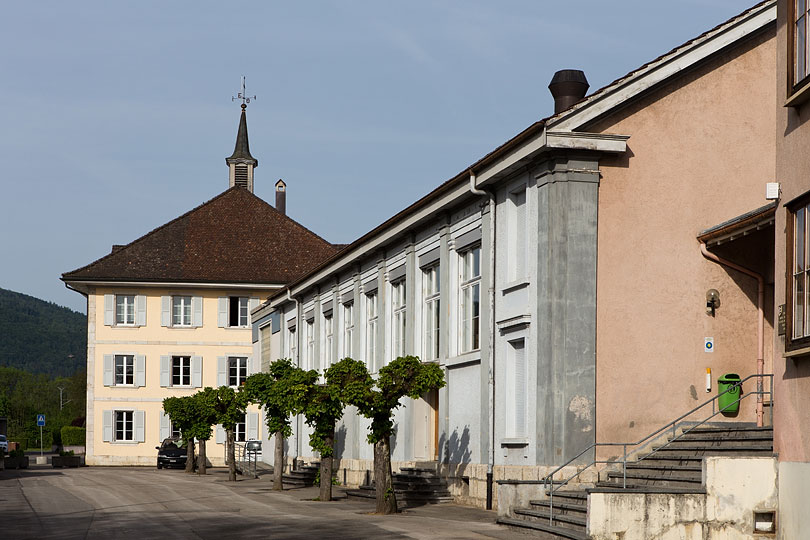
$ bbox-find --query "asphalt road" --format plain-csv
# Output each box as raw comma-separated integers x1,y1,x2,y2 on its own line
0,464,533,539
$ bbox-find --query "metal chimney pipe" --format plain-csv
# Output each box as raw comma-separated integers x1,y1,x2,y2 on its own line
548,70,589,114
275,179,287,215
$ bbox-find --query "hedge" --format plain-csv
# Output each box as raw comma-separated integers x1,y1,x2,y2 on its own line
61,426,86,447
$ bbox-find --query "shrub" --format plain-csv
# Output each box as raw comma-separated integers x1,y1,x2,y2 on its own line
61,426,85,446
8,449,25,458
58,450,75,457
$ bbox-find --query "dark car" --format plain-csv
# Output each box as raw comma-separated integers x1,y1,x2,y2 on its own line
156,437,187,469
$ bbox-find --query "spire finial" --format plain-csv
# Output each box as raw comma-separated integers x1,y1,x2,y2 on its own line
232,76,256,107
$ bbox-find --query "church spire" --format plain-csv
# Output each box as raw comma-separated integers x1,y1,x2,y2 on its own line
227,77,258,192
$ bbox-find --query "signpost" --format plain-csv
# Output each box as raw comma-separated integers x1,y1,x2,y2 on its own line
37,414,45,456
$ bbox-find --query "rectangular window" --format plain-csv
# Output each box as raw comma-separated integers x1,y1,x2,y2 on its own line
115,410,134,442
460,246,481,353
114,354,135,385
790,200,810,345
508,187,527,282
235,415,246,442
366,292,378,369
306,319,315,370
228,356,248,387
170,421,182,439
172,296,192,327
506,339,527,438
423,265,440,361
796,0,810,85
286,324,297,360
323,313,334,367
392,280,407,359
172,356,191,386
115,295,136,325
229,296,249,327
343,302,354,358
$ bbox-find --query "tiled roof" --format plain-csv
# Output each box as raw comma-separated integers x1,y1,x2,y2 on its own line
62,187,338,285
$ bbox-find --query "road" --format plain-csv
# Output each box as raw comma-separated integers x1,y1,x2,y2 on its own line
0,465,532,539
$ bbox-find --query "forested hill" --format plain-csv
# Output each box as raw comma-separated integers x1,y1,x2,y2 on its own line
0,288,85,376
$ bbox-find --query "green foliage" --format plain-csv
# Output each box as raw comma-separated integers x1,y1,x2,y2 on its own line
302,365,347,458
163,391,217,443
0,366,86,450
8,449,24,458
243,359,309,438
61,426,85,446
0,288,86,377
210,386,249,430
329,356,445,444
314,469,341,486
58,449,75,457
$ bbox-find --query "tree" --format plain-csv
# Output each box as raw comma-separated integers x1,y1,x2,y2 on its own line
162,396,198,473
210,386,248,482
243,359,310,490
330,356,445,514
185,388,219,475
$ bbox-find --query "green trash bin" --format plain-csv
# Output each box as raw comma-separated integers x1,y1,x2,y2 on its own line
718,373,742,413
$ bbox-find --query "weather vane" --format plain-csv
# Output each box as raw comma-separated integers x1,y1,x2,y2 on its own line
232,76,256,107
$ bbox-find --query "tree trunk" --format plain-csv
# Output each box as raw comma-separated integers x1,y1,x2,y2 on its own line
374,437,397,514
198,439,207,475
185,438,195,473
319,427,335,502
273,430,284,491
227,428,236,482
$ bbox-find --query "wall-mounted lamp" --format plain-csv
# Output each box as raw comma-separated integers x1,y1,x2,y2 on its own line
706,289,720,317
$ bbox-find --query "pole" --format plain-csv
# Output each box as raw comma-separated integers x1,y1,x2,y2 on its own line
40,425,43,456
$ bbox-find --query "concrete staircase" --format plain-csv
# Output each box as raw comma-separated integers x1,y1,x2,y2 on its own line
282,461,319,488
346,465,453,508
497,425,774,539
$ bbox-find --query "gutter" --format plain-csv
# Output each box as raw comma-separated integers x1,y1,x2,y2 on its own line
699,243,765,427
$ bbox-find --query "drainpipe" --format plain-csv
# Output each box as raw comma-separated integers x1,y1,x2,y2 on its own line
471,170,497,509
699,243,765,427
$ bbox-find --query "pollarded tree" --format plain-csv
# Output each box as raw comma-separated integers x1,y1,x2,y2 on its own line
211,385,249,482
186,388,219,475
162,395,197,473
243,359,311,490
329,356,445,514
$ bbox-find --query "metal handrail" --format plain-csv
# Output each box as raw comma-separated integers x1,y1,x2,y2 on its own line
234,442,259,478
542,373,773,526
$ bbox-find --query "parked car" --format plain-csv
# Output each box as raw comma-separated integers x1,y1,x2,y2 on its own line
156,437,187,469
0,434,7,455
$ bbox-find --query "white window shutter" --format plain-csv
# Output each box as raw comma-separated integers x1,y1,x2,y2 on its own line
249,297,260,323
135,355,146,387
160,410,171,441
191,356,202,388
247,412,259,441
102,410,113,442
103,355,114,386
161,296,171,327
135,295,147,326
217,357,227,387
160,356,170,387
192,296,203,327
134,410,145,443
104,294,114,326
218,297,228,328
216,424,224,444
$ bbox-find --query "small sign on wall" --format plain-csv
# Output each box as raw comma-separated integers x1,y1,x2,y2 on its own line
704,337,714,353
778,304,786,336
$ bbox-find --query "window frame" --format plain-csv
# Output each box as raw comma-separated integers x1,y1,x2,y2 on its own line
787,194,810,350
172,296,193,327
459,245,482,354
228,356,248,387
235,414,247,443
790,0,810,98
114,354,135,386
391,279,407,360
365,291,378,369
343,302,354,358
422,264,441,361
229,296,249,328
171,355,192,387
305,319,315,371
114,410,134,442
115,294,136,326
323,311,334,367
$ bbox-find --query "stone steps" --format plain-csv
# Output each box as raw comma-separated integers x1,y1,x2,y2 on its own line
345,465,452,508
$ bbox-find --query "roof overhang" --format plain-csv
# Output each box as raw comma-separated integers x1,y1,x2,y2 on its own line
697,201,777,248
548,1,776,132
62,278,284,295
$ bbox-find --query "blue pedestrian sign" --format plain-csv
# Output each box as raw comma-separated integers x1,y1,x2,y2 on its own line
37,414,45,427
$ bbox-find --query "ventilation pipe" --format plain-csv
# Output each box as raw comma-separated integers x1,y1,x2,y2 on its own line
548,70,589,114
276,179,287,215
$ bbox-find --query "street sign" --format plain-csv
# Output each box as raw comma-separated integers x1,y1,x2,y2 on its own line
37,414,45,427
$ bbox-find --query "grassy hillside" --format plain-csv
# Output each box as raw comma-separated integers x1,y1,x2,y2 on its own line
0,288,85,376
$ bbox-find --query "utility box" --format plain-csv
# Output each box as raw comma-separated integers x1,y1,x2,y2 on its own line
718,373,742,413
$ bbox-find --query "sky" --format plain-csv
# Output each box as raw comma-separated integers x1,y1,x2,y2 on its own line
0,0,758,313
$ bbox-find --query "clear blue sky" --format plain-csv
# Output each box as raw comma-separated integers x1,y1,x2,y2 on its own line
0,1,756,313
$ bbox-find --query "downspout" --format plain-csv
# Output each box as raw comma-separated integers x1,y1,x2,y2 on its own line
699,243,765,427
471,170,497,509
287,288,302,463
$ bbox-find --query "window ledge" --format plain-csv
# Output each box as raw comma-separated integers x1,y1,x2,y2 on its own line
444,351,481,368
109,441,140,445
496,315,531,331
501,279,530,294
500,438,529,447
784,345,810,359
785,83,810,108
